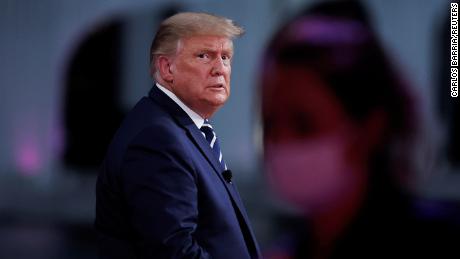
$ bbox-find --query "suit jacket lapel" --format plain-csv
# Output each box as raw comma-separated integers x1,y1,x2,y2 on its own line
185,123,227,176
148,85,253,223
185,122,261,257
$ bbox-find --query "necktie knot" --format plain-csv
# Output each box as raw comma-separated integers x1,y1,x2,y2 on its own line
200,120,227,170
200,120,216,147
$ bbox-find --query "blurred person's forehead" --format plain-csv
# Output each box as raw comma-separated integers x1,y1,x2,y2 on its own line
263,66,350,135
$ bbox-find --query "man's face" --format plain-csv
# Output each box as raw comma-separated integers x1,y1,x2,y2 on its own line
169,35,233,118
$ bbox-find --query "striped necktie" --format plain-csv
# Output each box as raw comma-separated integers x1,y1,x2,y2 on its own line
200,119,227,170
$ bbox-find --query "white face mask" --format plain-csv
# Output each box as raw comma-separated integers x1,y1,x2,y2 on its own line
265,135,357,213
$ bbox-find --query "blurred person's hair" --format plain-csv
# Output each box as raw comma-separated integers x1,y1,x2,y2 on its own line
149,12,244,77
260,0,420,197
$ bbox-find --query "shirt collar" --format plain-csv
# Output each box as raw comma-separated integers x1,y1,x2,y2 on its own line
156,82,205,129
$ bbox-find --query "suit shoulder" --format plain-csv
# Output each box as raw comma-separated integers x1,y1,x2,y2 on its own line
129,121,186,150
113,97,182,143
102,96,187,169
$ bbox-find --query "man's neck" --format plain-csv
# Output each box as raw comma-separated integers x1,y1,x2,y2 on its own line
155,82,205,129
154,79,217,119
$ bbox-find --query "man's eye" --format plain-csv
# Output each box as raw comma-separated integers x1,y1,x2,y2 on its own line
222,55,232,61
197,53,208,59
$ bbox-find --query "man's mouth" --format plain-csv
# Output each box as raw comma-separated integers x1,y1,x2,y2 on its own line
209,84,224,89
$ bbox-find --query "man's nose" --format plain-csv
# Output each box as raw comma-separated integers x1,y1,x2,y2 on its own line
211,57,227,76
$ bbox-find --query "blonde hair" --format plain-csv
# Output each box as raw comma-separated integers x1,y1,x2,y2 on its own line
149,12,244,76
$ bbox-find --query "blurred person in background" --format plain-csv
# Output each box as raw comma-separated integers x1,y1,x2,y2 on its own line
260,1,460,258
96,12,260,259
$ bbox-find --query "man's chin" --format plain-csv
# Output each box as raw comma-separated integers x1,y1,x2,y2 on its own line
206,94,228,107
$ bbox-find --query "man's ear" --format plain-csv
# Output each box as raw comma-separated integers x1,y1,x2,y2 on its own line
157,55,174,83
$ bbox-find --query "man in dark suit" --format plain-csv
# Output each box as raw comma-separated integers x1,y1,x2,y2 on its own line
95,12,261,259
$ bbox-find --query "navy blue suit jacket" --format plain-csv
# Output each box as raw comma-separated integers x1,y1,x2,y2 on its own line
95,85,261,258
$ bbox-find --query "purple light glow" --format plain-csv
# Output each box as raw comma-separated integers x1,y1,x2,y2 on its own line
288,16,370,45
14,133,43,176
